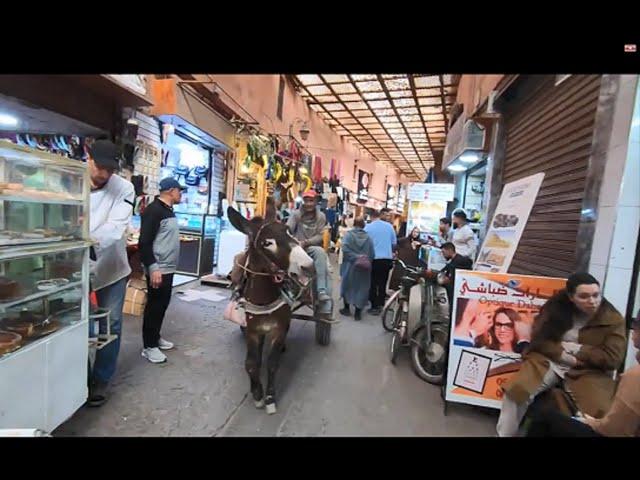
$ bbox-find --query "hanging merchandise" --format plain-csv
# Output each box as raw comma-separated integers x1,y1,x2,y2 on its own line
313,156,323,184
329,158,336,181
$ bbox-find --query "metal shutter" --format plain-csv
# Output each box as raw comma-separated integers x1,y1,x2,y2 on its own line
502,75,602,278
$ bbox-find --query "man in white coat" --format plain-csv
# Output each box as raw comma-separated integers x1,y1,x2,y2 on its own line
87,140,135,407
452,210,477,261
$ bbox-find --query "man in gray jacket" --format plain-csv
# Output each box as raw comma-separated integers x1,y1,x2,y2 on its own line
287,190,332,311
138,178,183,364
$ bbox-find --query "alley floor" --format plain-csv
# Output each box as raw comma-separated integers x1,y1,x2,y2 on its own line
55,271,498,437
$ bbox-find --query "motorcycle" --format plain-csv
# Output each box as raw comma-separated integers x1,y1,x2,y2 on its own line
409,277,450,385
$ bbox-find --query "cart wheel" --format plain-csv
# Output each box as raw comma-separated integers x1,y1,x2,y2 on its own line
315,321,331,346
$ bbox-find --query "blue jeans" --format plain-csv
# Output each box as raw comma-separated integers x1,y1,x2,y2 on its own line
306,246,332,295
91,277,128,385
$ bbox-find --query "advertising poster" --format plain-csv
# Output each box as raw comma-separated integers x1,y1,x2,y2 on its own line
445,270,566,409
357,169,369,202
475,173,545,273
406,183,454,235
386,184,397,210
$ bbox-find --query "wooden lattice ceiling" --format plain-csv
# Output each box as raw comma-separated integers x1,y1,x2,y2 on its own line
291,74,459,180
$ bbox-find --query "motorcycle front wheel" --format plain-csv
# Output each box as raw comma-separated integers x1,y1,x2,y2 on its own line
410,324,449,385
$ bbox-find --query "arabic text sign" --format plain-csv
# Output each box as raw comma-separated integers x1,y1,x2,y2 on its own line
445,270,566,410
407,183,455,203
475,172,544,274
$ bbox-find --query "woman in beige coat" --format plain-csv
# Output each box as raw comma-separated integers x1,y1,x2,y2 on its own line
497,272,627,436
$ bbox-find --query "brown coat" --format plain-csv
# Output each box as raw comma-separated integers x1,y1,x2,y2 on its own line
504,296,627,418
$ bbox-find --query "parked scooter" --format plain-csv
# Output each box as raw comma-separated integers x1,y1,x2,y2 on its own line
409,279,450,385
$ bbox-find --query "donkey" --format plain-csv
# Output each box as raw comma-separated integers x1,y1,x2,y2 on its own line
227,206,314,414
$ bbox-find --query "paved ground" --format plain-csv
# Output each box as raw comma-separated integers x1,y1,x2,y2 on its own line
55,267,498,437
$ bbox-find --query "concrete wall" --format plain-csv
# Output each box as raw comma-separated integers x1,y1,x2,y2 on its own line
204,75,408,201
456,75,505,116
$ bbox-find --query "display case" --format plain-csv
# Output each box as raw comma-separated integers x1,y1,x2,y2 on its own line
0,142,89,246
0,142,90,432
175,213,216,277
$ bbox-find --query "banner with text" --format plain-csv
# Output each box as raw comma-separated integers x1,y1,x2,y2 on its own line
445,270,566,409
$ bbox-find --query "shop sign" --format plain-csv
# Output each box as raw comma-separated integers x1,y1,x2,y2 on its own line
386,184,397,210
396,184,407,213
407,182,455,203
475,173,545,273
357,169,369,203
445,270,566,409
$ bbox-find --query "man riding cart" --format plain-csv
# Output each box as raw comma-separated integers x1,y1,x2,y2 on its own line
230,190,333,316
286,190,333,314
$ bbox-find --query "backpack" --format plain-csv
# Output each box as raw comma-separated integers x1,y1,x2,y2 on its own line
354,254,372,272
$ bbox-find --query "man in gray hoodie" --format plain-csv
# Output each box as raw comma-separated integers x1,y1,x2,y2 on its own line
138,177,183,364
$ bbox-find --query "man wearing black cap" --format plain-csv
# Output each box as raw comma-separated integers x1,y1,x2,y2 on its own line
138,177,183,364
88,139,135,406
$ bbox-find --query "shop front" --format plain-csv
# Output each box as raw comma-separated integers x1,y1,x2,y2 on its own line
496,75,602,278
443,112,494,243
0,74,153,432
149,77,234,281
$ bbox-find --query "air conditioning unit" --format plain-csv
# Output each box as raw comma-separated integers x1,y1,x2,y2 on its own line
442,116,487,170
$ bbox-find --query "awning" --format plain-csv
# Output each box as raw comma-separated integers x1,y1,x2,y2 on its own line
149,78,235,150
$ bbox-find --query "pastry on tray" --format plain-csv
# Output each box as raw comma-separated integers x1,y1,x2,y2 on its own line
0,183,25,192
0,276,21,301
32,320,61,338
0,330,22,355
4,321,35,338
36,278,70,291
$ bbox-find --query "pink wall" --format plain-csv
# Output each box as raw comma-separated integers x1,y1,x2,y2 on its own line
203,75,408,201
456,75,505,116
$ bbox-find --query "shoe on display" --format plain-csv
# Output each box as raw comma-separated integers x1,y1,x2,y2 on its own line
158,338,174,350
142,347,167,364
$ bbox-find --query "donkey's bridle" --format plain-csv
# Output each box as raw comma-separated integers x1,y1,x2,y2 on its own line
235,220,310,312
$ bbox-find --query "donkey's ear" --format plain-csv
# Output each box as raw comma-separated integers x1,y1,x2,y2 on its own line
265,196,277,222
227,207,251,235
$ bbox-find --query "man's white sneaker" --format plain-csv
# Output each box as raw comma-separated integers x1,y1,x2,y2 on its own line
158,338,174,350
142,347,167,364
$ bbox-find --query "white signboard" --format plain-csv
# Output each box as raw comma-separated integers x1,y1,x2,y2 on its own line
407,183,455,203
475,173,545,274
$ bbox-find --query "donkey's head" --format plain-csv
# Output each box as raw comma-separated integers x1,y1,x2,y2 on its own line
228,206,314,285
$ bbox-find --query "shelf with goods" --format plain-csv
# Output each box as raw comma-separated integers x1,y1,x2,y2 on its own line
0,142,90,432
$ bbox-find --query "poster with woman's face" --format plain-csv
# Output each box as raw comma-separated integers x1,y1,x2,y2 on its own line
357,169,369,202
446,271,566,410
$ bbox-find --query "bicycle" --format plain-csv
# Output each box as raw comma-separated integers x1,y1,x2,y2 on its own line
383,259,424,365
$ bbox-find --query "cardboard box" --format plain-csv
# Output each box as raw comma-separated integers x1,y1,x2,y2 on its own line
123,282,147,316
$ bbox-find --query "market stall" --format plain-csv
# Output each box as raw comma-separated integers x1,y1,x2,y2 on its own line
0,142,91,431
